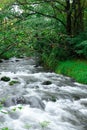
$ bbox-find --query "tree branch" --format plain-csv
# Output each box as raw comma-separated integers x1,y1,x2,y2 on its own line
15,0,66,27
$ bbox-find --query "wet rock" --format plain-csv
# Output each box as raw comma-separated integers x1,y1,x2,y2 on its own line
73,95,80,100
1,76,10,82
3,96,45,110
42,81,52,85
16,96,25,104
3,97,17,107
15,59,20,62
34,64,39,67
3,96,25,107
24,96,45,110
41,92,57,102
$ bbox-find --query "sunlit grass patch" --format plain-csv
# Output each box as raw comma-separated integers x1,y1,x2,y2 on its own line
55,60,87,84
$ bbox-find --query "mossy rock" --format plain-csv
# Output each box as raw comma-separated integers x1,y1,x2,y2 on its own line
1,76,10,82
42,81,52,85
9,80,20,86
51,96,56,102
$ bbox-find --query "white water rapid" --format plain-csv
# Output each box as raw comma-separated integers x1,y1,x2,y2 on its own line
0,57,87,130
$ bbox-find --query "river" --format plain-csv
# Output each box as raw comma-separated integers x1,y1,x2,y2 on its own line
0,57,87,130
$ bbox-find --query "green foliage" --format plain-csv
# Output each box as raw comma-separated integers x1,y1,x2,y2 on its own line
37,33,72,70
0,0,86,57
56,60,87,84
69,31,87,59
0,0,14,8
75,40,87,58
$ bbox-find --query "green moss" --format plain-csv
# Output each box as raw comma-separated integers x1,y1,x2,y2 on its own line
55,60,87,84
9,80,20,86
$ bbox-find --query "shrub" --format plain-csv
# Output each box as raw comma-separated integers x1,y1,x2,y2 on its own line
75,40,87,58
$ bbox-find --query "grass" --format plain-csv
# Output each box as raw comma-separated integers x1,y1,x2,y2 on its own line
55,60,87,84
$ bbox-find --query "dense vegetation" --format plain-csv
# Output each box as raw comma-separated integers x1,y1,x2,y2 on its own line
0,0,87,84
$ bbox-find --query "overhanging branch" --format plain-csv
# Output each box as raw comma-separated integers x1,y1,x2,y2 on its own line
15,0,66,27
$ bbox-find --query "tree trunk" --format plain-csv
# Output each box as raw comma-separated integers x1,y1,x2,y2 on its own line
72,0,84,35
66,0,72,35
66,0,84,35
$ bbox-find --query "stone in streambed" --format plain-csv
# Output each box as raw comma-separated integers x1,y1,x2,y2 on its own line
3,97,17,107
3,96,26,107
24,96,45,110
3,96,45,110
16,96,25,104
1,76,10,82
42,81,52,85
16,96,45,110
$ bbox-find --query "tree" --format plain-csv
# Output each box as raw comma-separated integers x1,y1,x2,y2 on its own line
13,0,86,35
0,0,87,59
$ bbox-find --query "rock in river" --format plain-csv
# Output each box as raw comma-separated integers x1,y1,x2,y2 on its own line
2,96,45,110
24,96,45,110
42,80,52,85
1,76,10,82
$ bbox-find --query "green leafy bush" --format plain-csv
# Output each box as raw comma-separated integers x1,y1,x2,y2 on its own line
75,40,87,58
69,31,87,59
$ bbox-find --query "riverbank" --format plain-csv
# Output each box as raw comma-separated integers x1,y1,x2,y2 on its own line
55,59,87,84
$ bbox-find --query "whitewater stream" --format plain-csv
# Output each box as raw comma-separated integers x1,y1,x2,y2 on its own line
0,57,87,130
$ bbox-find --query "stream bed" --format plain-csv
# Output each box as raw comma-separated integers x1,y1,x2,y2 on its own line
0,57,87,130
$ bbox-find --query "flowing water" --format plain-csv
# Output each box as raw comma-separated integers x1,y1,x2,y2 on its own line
0,57,87,130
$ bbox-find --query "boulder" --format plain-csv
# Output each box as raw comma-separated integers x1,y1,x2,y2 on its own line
42,81,52,85
24,96,45,110
3,97,17,107
1,76,10,82
16,96,25,104
2,96,45,110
